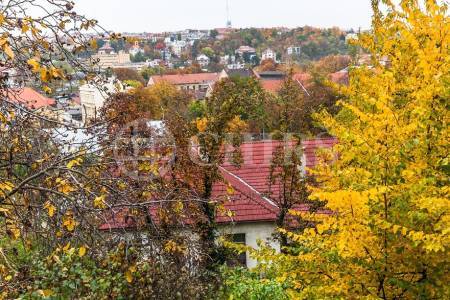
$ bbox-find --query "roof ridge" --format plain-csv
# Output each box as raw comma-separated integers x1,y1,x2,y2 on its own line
219,166,279,214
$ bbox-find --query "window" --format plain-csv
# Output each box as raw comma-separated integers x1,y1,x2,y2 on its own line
229,233,246,267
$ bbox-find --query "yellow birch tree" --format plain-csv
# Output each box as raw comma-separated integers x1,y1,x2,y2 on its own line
254,1,450,299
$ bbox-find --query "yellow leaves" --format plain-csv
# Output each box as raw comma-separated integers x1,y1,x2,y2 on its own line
0,13,5,25
173,201,184,214
0,181,13,191
78,246,87,257
196,117,208,132
138,161,159,175
90,39,98,50
2,43,14,59
42,85,52,94
56,178,75,195
63,242,71,252
6,224,20,240
40,67,50,82
93,195,107,209
62,211,78,232
125,268,134,283
226,183,235,195
38,289,53,297
21,24,29,34
164,240,186,255
67,157,83,169
44,201,56,217
27,58,40,73
227,115,248,132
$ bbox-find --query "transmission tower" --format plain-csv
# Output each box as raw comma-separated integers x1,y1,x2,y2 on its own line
226,0,232,28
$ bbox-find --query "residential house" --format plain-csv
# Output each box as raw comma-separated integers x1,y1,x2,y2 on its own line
100,138,337,268
287,46,301,56
129,41,144,56
235,46,257,58
258,71,312,95
171,40,187,57
7,87,55,110
261,48,277,62
79,78,122,123
196,54,210,68
147,72,221,99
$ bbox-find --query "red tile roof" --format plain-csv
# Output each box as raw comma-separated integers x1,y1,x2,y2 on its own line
330,70,349,84
260,73,312,94
100,138,337,230
215,139,336,223
7,88,55,109
148,73,219,86
260,79,284,93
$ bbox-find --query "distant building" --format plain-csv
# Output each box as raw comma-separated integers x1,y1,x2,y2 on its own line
7,87,55,110
92,41,131,69
79,79,121,122
287,46,301,56
196,54,210,68
129,41,144,56
261,48,276,62
147,72,220,99
171,40,187,57
235,45,256,57
345,33,358,43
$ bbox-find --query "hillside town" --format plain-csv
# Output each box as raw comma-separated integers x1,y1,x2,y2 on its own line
0,1,448,299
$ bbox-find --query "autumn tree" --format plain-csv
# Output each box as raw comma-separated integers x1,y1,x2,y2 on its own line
253,1,450,299
113,68,146,85
0,1,217,298
164,76,266,265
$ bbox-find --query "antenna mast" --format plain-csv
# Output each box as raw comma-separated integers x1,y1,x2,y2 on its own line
226,0,232,28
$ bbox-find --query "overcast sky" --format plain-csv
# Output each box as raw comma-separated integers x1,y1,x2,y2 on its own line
72,0,374,33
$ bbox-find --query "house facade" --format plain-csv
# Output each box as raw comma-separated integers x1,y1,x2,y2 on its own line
261,48,276,62
147,72,221,99
196,54,210,68
92,41,131,69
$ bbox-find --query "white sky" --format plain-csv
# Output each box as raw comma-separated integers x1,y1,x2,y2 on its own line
72,0,374,33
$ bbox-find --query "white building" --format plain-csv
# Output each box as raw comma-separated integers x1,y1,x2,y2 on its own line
129,41,144,56
261,48,276,62
171,40,187,57
196,54,210,68
287,46,301,56
79,78,122,123
92,41,131,69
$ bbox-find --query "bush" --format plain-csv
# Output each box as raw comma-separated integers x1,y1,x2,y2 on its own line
216,266,289,300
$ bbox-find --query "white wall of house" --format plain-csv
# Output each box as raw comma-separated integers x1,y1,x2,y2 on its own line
219,222,279,269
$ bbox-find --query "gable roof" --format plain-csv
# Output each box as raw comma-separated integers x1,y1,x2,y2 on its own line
99,138,337,230
260,72,312,94
7,88,55,109
148,73,219,86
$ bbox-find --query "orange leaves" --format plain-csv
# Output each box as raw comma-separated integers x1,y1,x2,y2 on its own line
196,117,208,132
56,178,75,195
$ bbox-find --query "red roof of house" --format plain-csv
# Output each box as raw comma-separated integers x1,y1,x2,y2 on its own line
260,73,312,94
260,79,284,93
149,73,219,86
7,88,55,109
99,138,337,230
215,138,336,223
330,70,349,84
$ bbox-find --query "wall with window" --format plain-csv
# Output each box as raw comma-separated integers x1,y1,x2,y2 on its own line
219,222,280,269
